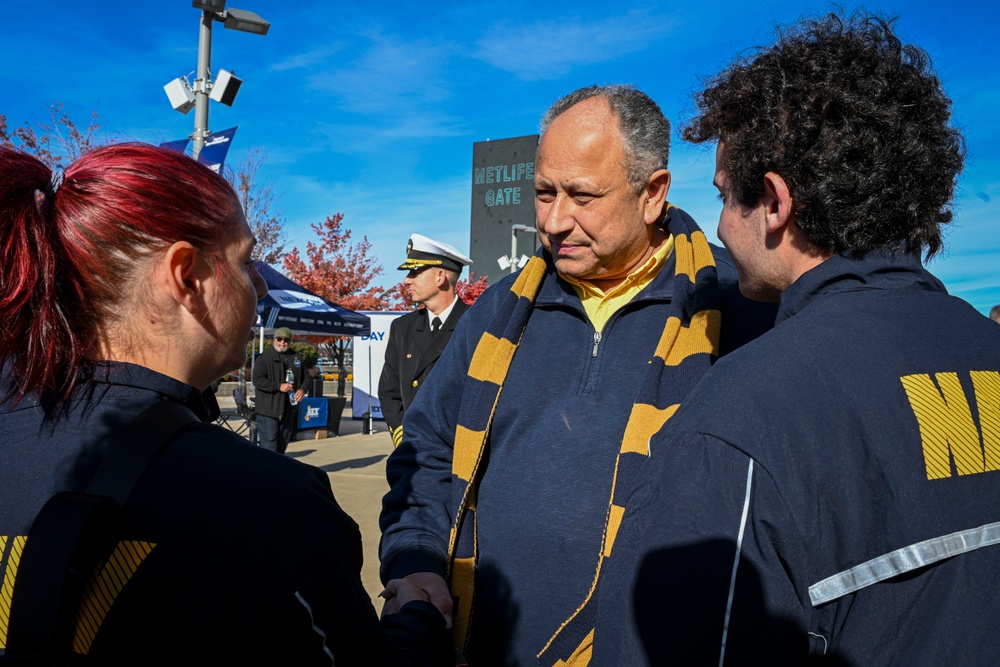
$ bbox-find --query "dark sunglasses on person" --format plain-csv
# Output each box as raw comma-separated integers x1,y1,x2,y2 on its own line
275,337,290,342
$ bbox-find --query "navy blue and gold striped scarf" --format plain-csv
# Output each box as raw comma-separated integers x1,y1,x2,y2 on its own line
447,205,722,665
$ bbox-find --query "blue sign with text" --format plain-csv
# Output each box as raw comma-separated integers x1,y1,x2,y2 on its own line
297,397,329,430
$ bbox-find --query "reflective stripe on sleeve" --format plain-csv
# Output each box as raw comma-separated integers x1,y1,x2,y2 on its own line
294,591,336,665
719,458,754,667
808,521,1000,607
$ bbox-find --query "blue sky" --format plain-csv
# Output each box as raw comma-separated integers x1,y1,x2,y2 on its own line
3,0,998,313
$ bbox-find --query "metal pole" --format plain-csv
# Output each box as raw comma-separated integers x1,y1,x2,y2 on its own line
367,343,373,434
510,228,518,274
192,10,213,159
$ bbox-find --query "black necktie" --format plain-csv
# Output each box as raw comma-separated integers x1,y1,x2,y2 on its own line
431,317,442,336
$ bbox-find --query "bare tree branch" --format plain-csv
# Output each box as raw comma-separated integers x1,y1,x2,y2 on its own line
1,103,105,169
226,147,287,264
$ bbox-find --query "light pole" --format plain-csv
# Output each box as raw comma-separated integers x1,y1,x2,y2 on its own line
497,224,537,273
166,1,269,159
192,7,215,159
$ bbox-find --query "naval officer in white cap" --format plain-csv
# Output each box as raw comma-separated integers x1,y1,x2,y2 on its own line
378,234,473,447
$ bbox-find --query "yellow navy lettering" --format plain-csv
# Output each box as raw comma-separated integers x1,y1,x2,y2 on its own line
901,370,1000,479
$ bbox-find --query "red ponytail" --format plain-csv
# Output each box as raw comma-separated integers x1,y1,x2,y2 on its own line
0,143,243,409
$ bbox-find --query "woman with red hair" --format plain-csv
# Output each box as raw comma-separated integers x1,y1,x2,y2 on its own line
0,144,448,664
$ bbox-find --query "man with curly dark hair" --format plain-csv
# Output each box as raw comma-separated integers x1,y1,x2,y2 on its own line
593,12,1000,666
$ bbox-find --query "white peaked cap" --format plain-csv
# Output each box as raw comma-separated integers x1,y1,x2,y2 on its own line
398,233,474,273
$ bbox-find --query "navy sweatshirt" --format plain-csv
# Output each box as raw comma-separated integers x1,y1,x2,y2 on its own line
594,249,1000,666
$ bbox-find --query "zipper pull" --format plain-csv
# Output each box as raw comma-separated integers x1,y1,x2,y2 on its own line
592,330,602,357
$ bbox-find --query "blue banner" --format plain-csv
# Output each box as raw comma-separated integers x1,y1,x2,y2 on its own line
197,126,238,175
297,397,330,431
159,138,190,154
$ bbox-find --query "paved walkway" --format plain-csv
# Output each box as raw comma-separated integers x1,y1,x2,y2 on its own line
287,419,394,613
216,388,393,613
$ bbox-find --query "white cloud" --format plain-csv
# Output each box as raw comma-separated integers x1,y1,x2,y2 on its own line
269,46,343,72
307,33,454,114
310,115,469,155
473,11,671,80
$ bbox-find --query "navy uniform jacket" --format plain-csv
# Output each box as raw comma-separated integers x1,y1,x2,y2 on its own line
0,362,450,665
594,249,1000,666
378,298,469,445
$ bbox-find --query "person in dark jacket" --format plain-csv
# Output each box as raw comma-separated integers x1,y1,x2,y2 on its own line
593,13,1000,666
0,143,450,665
252,326,306,454
378,234,472,447
378,84,777,666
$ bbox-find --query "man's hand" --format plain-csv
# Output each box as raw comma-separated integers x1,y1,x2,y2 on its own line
293,388,306,402
279,382,293,393
379,572,453,628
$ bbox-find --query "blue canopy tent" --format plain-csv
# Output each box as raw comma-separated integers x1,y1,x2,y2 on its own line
254,261,371,338
238,263,370,437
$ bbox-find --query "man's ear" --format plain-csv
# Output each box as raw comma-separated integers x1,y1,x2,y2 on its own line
762,172,794,234
643,169,672,225
164,241,208,316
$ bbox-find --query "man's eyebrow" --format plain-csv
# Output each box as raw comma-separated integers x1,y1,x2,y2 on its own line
558,177,600,189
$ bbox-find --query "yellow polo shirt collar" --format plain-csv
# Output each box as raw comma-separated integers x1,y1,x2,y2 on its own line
562,235,675,332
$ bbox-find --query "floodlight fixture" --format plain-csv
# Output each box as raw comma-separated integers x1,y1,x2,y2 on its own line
497,254,530,271
223,7,270,35
498,224,537,273
192,0,227,11
168,2,270,158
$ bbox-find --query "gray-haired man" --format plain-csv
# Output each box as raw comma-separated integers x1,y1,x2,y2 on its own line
379,84,776,666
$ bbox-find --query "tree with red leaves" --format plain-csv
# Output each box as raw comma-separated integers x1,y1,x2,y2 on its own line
283,213,390,310
283,213,390,396
457,271,489,305
384,282,413,311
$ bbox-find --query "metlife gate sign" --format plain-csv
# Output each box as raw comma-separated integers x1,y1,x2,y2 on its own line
470,135,539,286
